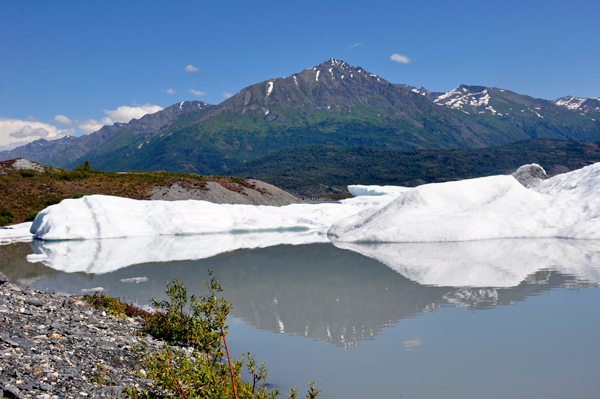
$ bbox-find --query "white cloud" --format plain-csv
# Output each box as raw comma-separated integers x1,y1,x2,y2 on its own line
185,64,199,73
102,103,163,124
222,91,233,99
0,119,69,150
10,125,51,139
164,88,176,94
189,89,206,96
391,53,411,64
348,42,363,49
78,119,104,134
0,102,165,150
54,115,73,125
27,116,40,122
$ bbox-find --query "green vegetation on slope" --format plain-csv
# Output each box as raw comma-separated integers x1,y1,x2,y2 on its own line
231,139,600,189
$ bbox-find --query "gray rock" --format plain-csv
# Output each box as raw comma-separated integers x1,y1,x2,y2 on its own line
98,340,116,350
2,384,20,398
512,163,547,188
149,179,303,206
25,298,43,307
0,271,8,285
38,383,53,391
1,336,36,348
101,385,126,398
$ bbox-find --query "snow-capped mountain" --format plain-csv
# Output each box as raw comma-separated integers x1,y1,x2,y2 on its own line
2,58,599,175
553,96,600,114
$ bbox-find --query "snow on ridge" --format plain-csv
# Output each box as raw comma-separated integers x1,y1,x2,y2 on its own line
267,81,274,96
316,70,320,81
434,87,492,112
179,101,185,110
554,96,586,110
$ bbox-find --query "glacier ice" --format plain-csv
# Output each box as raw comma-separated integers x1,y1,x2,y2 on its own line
328,163,600,242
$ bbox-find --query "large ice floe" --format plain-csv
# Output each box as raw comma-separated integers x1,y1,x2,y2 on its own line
329,162,600,242
15,161,600,243
29,190,397,240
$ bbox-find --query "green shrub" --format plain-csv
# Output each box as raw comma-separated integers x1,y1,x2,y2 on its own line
58,161,98,181
127,273,320,399
20,170,35,177
0,207,14,226
24,210,39,222
83,275,321,399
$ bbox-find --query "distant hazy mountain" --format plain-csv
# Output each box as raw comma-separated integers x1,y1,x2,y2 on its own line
0,101,212,168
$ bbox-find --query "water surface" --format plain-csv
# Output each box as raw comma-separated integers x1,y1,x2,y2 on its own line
1,238,599,398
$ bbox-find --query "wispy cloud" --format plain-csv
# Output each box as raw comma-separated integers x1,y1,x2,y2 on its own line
222,91,233,99
189,89,206,96
391,53,411,64
164,88,176,94
348,42,363,49
54,115,73,125
185,64,199,73
27,116,40,122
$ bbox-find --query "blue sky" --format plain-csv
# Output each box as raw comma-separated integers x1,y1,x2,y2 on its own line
1,0,599,150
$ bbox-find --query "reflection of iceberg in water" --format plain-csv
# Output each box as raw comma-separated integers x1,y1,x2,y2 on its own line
21,238,600,348
332,239,600,287
27,231,329,274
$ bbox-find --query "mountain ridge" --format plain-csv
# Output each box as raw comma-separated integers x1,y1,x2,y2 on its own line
1,59,599,175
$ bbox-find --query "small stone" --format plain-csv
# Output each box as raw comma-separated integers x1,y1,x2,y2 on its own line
98,341,115,350
49,333,60,339
33,335,48,339
1,336,36,348
26,298,44,307
38,383,53,391
32,367,43,375
3,384,20,398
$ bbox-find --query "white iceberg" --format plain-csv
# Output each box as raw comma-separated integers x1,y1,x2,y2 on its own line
28,185,404,241
329,163,600,242
0,222,34,244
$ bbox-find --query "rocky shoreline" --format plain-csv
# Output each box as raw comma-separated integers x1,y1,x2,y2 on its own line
0,278,160,398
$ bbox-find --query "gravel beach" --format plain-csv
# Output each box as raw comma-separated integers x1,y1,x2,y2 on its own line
0,276,159,398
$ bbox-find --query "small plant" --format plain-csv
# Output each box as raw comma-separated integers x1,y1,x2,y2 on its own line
83,291,127,317
125,273,320,399
20,170,36,177
24,210,39,222
0,206,14,226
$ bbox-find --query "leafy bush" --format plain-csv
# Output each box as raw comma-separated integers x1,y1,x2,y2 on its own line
20,170,35,177
24,210,39,222
58,160,98,181
126,273,321,399
0,206,14,226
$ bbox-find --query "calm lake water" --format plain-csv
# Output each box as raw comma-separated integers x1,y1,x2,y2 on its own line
1,238,599,399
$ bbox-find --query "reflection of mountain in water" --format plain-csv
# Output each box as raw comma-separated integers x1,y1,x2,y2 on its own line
7,242,597,348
